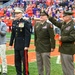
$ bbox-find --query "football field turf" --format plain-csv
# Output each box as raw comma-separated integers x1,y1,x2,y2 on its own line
0,33,74,75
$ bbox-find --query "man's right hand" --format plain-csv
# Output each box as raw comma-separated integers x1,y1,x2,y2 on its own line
8,46,13,50
51,48,55,52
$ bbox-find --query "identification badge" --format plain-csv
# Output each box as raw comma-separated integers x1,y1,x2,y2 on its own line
65,26,71,30
42,26,47,29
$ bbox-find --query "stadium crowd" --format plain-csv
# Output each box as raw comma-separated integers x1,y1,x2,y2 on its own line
0,0,75,75
0,0,75,33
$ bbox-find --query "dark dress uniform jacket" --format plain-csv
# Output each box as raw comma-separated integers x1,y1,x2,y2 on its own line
49,17,75,55
34,21,55,53
9,18,31,50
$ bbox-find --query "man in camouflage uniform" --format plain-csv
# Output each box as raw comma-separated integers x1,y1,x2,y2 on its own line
49,11,75,75
34,11,55,75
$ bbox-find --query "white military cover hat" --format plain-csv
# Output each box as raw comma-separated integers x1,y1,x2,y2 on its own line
15,8,22,13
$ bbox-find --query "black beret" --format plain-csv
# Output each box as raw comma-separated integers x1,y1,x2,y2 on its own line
63,11,73,17
40,11,49,17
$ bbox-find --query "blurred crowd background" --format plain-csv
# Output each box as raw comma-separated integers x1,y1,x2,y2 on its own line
0,0,75,34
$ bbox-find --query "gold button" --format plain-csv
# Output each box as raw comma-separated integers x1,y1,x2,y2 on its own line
16,32,17,34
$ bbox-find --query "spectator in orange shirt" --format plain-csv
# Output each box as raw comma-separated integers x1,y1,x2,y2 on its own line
7,17,13,32
26,4,33,17
72,5,75,18
46,0,53,6
0,9,4,17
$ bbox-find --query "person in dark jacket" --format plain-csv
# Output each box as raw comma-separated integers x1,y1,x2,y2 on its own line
49,11,75,75
9,8,31,75
34,11,55,75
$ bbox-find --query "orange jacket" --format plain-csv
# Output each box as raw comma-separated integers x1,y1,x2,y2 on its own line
72,10,75,18
0,10,4,16
26,7,33,17
7,19,13,26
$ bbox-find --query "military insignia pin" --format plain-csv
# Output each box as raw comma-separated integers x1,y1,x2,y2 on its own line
20,29,22,32
50,25,53,28
36,26,39,28
74,26,75,29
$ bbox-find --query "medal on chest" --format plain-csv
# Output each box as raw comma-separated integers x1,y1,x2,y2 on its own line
19,22,24,28
19,22,24,32
74,25,75,29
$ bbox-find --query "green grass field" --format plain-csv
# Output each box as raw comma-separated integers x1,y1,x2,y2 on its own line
6,50,63,75
6,56,63,75
29,57,63,75
4,33,64,75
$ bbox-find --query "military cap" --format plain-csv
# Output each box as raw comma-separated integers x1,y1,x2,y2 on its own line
15,8,22,13
63,11,73,17
40,11,49,17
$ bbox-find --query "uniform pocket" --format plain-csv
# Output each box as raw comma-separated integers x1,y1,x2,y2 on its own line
63,43,74,54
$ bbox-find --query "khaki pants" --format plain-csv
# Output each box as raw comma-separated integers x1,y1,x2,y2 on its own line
36,52,50,75
60,53,74,75
0,44,7,73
